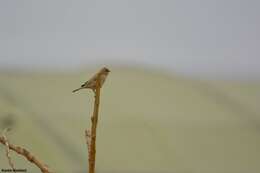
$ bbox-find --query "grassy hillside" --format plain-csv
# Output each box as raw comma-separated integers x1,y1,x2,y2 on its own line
0,67,259,173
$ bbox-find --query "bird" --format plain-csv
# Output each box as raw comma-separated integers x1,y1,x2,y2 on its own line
72,67,110,93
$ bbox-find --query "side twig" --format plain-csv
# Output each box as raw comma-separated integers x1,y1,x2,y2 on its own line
2,128,15,171
85,130,91,154
0,136,53,173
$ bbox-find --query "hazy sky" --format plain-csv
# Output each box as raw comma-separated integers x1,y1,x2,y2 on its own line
0,0,259,80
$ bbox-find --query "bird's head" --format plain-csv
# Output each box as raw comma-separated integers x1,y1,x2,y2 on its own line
101,67,111,73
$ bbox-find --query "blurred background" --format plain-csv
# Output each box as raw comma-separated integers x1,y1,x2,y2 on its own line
0,0,259,173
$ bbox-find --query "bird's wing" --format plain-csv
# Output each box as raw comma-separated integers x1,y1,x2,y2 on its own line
82,72,101,87
89,73,99,82
81,81,89,87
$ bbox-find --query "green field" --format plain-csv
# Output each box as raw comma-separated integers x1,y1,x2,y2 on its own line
0,67,259,173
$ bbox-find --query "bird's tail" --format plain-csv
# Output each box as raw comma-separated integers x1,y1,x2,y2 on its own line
72,87,84,93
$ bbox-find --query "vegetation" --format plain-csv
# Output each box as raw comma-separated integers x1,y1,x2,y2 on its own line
0,67,259,173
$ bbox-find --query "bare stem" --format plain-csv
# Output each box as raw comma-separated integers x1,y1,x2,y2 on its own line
88,76,101,173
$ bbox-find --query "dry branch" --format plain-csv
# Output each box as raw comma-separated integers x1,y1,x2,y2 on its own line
0,136,53,173
88,75,101,173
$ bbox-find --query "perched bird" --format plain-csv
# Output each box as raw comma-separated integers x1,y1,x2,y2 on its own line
73,67,110,93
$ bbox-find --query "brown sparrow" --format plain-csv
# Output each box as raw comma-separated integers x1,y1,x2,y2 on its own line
73,67,110,93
